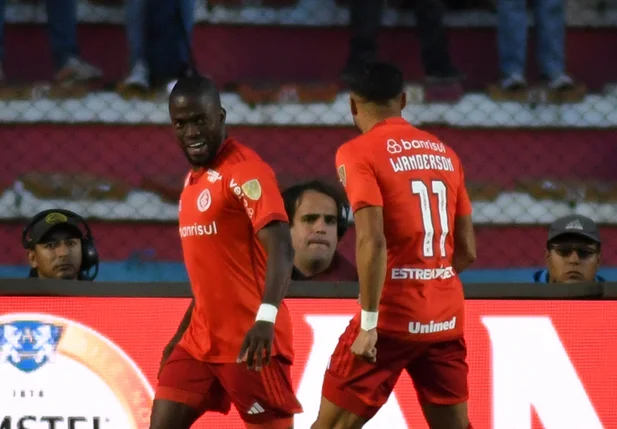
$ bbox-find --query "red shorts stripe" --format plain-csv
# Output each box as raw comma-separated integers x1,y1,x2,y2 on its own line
260,365,282,406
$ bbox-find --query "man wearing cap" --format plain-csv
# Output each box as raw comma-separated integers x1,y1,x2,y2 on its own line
533,214,604,283
23,210,90,281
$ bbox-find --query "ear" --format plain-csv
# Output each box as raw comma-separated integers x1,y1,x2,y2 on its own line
544,249,550,263
349,96,358,116
27,249,38,268
400,91,407,110
220,107,227,124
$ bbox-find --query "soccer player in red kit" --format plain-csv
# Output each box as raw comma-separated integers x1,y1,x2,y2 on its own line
149,75,303,429
311,62,477,429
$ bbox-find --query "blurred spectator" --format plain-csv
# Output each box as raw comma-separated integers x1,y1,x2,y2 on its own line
282,180,358,281
22,209,99,281
0,0,101,84
534,214,604,283
123,0,196,90
343,0,463,84
497,0,574,90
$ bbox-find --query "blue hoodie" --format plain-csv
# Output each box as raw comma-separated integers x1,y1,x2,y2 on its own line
533,269,605,283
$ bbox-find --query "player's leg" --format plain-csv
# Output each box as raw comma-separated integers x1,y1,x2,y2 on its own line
406,337,472,429
311,321,407,429
150,345,231,429
149,399,199,429
213,356,303,429
310,396,367,429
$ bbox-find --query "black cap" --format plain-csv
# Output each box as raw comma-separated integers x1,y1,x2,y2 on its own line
548,214,601,244
26,211,83,248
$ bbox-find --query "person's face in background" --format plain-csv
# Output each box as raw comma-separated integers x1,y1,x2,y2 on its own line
290,190,339,275
545,234,601,283
28,227,82,280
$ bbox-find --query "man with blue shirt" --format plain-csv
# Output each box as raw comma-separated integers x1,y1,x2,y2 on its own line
534,214,604,284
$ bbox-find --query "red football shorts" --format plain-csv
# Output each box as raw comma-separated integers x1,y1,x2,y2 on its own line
323,320,469,419
155,345,303,428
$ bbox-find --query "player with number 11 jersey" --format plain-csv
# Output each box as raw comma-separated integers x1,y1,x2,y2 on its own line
339,120,471,342
312,61,477,429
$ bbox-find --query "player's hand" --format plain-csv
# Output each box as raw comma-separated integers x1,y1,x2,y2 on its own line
237,321,274,371
351,328,378,363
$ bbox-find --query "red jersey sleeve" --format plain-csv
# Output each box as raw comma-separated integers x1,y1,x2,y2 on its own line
228,161,288,232
456,161,473,216
336,144,383,212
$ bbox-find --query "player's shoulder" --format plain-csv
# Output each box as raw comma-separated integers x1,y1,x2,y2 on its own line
220,138,260,163
218,138,271,171
406,126,462,162
337,133,373,162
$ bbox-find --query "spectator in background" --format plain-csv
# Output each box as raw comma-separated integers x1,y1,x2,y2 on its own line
283,180,358,281
534,214,603,283
343,0,463,84
497,0,574,90
22,209,99,281
122,0,196,90
0,0,101,84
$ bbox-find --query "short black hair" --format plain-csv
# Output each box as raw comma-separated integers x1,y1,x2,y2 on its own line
169,75,221,105
343,61,404,104
282,179,348,225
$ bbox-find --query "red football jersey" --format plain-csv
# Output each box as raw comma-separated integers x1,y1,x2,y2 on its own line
336,118,472,342
178,139,294,363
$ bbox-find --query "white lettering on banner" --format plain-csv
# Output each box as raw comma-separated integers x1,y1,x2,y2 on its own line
178,222,218,238
482,317,604,429
409,317,456,335
392,267,455,281
295,316,409,429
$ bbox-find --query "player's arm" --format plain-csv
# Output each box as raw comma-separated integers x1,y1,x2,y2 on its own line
232,161,292,369
257,222,295,307
336,145,385,331
354,206,387,316
452,165,477,273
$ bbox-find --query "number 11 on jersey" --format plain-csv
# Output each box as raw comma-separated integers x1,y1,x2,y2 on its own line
411,180,449,258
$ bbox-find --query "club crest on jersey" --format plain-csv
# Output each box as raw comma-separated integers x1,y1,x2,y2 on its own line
241,179,262,201
337,165,346,187
197,189,212,212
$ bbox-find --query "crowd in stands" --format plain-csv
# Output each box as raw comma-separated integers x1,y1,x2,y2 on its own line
0,0,586,93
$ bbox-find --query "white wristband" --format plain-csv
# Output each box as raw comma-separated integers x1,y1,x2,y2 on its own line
361,310,379,331
256,304,278,324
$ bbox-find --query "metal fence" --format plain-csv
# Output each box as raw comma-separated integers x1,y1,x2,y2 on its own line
0,0,616,278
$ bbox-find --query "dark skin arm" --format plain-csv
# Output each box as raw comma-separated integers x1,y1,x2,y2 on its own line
237,221,295,370
158,298,194,378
